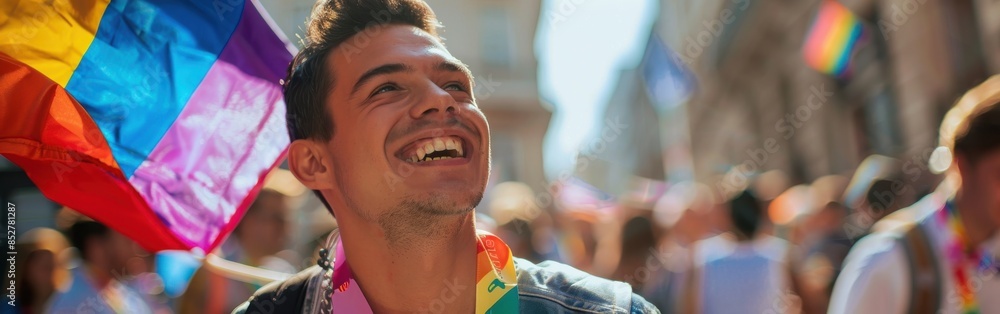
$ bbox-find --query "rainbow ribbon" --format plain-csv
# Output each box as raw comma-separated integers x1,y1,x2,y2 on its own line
938,201,994,314
329,231,519,313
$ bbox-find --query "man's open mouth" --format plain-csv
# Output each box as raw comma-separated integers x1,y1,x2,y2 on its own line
397,136,467,163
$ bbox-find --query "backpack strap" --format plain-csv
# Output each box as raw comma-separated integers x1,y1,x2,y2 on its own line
898,222,942,314
244,265,322,313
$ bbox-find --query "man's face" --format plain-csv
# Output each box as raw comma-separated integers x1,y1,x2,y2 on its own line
314,25,490,223
87,231,130,270
958,150,1000,226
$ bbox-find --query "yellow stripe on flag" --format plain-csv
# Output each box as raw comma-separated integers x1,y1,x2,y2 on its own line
0,0,110,86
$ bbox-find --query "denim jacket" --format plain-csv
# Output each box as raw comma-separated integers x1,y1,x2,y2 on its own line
514,258,659,313
234,257,659,313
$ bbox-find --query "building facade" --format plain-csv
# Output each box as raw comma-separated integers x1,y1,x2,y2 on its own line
650,0,999,193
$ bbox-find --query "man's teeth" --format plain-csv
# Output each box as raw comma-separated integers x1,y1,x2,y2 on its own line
409,137,464,162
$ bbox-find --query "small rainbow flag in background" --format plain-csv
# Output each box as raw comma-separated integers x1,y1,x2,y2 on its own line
803,0,866,77
0,0,294,252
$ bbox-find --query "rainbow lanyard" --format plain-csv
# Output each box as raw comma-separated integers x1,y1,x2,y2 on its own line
937,201,996,314
328,230,520,313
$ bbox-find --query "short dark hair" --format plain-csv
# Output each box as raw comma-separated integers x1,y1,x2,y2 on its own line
620,216,655,253
953,103,1000,163
940,75,1000,164
728,189,763,240
283,0,442,212
68,220,110,262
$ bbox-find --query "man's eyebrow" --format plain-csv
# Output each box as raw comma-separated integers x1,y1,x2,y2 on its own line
438,61,475,87
351,63,413,96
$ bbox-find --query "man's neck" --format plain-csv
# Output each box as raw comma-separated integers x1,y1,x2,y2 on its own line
340,212,479,313
955,190,999,248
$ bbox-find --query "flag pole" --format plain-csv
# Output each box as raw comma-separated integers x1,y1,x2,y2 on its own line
202,253,293,286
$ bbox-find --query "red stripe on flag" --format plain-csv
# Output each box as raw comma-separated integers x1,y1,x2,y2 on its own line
0,53,186,252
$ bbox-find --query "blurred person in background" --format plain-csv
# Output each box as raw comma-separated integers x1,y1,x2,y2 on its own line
839,155,908,241
828,76,1000,314
119,242,171,313
497,217,541,262
12,228,70,314
659,183,715,246
527,211,564,263
495,211,563,264
14,247,54,314
179,188,294,313
219,189,295,272
608,193,666,289
489,181,561,263
784,176,851,314
642,182,714,312
768,184,815,313
682,189,797,314
558,210,601,273
46,221,152,314
755,170,793,237
612,215,658,291
787,201,851,314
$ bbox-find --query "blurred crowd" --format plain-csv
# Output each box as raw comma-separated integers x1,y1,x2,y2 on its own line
0,154,983,314
8,77,998,314
10,188,307,314
3,149,979,314
479,75,1000,312
482,164,923,314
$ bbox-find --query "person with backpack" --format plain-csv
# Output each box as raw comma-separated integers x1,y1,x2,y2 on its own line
828,76,1000,314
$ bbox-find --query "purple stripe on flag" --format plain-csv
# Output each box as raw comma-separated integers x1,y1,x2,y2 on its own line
128,1,293,251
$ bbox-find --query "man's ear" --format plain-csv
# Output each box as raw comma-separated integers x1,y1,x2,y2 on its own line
288,139,334,190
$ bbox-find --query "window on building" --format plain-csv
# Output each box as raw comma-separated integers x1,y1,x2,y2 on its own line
479,7,514,68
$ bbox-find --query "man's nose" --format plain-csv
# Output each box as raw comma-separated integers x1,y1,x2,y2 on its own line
409,83,458,119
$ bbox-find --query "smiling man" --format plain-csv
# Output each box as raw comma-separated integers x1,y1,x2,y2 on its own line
232,0,657,313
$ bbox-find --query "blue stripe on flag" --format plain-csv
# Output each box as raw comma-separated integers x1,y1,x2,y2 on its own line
65,0,245,177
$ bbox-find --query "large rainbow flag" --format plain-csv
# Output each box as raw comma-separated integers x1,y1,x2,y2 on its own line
0,0,294,252
802,0,865,77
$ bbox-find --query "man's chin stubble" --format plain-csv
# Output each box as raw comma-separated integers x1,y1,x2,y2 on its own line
376,193,483,248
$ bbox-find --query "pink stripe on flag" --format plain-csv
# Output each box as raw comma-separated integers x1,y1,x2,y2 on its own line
128,1,293,252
